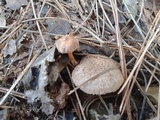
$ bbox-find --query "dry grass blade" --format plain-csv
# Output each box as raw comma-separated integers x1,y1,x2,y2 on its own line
119,12,160,94
109,1,131,119
30,0,48,51
54,0,69,19
0,24,23,46
158,84,160,119
145,63,158,92
119,11,160,116
122,0,145,39
22,17,105,44
0,87,26,99
98,0,115,32
38,0,47,17
153,0,158,15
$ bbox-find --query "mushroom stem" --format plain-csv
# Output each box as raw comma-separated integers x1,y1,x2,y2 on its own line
68,52,78,66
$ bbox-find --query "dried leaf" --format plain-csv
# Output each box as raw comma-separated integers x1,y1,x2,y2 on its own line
21,69,32,88
54,82,70,109
143,8,153,24
41,102,54,115
24,61,55,114
0,109,8,120
143,86,159,103
32,46,55,67
123,0,138,19
24,47,56,115
6,0,28,10
46,19,71,35
2,39,17,57
0,6,6,27
149,116,158,120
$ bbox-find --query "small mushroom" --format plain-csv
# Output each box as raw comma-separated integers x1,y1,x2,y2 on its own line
71,55,124,95
55,35,79,65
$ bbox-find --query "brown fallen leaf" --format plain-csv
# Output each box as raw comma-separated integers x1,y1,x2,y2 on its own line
143,8,153,24
6,0,28,10
2,39,17,57
51,82,70,110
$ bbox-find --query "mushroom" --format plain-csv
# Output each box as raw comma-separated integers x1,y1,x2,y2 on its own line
71,55,124,95
55,35,79,66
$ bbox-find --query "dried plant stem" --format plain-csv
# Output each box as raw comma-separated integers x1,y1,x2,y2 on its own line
22,17,105,44
158,84,160,120
0,24,23,46
0,48,42,105
0,87,26,99
30,0,48,51
110,1,131,119
119,11,160,117
122,0,145,39
119,12,160,94
98,0,115,32
54,0,69,19
38,0,47,17
145,63,158,92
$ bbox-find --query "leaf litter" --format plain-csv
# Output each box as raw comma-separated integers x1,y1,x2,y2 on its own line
0,0,160,119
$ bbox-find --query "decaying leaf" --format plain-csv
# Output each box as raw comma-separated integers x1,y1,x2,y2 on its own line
86,99,121,120
6,0,28,10
24,60,55,115
32,46,55,67
0,6,6,27
46,19,71,35
149,116,158,120
23,47,56,115
0,109,8,120
54,82,70,109
123,0,138,19
24,46,69,115
2,39,17,57
142,86,159,103
143,8,153,24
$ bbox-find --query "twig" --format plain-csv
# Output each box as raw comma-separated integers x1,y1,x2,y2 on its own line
0,47,42,105
74,1,95,33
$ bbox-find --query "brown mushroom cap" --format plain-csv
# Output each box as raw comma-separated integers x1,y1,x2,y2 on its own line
71,55,124,95
55,35,79,53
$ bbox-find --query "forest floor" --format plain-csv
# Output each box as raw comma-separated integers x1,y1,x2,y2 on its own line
0,0,160,120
